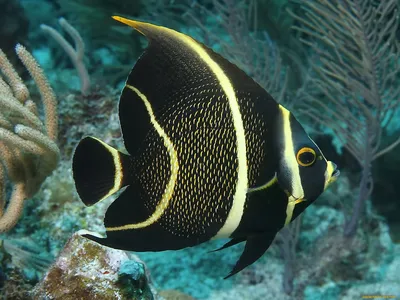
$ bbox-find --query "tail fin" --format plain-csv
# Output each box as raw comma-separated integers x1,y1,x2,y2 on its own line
72,136,132,206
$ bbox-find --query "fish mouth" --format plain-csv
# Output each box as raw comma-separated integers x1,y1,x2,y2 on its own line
332,167,340,178
324,161,340,188
284,189,305,204
331,162,340,178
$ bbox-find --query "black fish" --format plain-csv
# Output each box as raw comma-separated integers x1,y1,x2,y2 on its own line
72,16,339,278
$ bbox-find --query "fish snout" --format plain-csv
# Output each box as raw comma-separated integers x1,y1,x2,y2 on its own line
331,162,340,178
325,161,340,188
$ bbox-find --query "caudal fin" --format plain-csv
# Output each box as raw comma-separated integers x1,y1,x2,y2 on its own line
72,136,132,206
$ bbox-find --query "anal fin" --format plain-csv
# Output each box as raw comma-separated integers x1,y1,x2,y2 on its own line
83,182,207,252
224,231,277,279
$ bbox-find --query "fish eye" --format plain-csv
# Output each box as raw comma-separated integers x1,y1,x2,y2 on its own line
296,147,316,167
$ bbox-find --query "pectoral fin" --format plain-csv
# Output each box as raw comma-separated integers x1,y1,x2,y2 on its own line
224,231,277,279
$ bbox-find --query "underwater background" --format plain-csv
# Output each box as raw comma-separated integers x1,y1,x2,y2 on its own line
0,0,399,299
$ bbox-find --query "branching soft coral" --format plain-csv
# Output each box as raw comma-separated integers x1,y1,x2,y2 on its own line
289,0,400,236
0,45,59,232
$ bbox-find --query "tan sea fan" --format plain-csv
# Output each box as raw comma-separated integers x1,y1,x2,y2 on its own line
0,44,59,232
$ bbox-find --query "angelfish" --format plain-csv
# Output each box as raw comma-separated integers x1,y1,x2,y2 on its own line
72,16,339,278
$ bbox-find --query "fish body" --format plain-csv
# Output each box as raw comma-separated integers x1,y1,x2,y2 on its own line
72,16,339,278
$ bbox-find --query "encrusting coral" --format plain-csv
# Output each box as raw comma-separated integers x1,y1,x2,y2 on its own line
0,44,59,232
33,232,156,299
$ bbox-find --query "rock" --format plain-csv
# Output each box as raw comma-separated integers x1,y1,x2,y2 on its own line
158,290,195,300
118,260,154,299
32,231,155,299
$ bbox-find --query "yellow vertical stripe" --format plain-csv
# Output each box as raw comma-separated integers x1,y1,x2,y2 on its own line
173,28,248,239
279,105,304,224
106,85,179,231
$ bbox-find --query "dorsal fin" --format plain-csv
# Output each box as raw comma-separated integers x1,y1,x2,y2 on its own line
112,16,279,157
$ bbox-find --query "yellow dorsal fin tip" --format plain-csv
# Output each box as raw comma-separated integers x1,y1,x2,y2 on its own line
112,16,138,27
111,16,161,37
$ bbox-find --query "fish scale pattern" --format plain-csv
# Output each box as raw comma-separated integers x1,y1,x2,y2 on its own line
237,92,267,188
134,82,268,238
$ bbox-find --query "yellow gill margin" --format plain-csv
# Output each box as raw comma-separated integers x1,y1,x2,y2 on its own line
106,85,179,231
164,22,248,239
92,137,124,202
279,105,305,225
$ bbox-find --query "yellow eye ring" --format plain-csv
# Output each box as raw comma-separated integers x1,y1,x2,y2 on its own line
297,147,316,167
